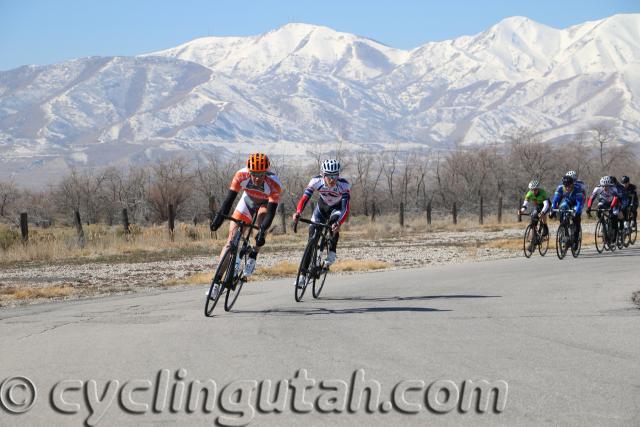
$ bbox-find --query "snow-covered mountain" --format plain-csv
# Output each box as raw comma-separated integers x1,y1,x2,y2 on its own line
1,14,639,183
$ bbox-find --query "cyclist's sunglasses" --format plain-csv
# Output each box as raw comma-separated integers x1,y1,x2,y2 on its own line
323,173,339,179
250,171,268,177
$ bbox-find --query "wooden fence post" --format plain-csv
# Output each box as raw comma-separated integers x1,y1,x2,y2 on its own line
518,198,523,222
168,204,175,240
20,212,28,243
479,196,484,225
452,202,458,225
497,196,503,223
426,202,432,226
399,202,404,227
371,201,376,223
279,203,286,234
74,210,85,248
121,208,130,235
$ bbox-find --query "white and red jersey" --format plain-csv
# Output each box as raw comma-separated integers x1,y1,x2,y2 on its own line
587,185,619,209
229,167,283,204
296,175,351,224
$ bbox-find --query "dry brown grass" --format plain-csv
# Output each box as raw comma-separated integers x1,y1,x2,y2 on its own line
483,238,523,250
331,259,391,272
0,284,75,302
1,213,521,266
256,260,299,278
161,257,392,287
342,214,521,241
163,272,213,287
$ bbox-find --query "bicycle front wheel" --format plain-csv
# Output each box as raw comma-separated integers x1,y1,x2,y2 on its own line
295,239,316,302
523,225,535,258
556,225,569,260
630,219,637,245
595,220,606,254
571,227,581,258
224,252,246,312
205,246,233,317
312,236,330,298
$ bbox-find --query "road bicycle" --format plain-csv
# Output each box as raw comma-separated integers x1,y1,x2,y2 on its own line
593,208,618,254
621,205,637,247
292,217,333,302
521,210,549,258
204,213,260,317
553,208,581,260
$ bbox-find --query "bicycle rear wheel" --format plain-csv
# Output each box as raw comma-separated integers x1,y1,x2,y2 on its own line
594,220,606,254
538,224,549,256
523,224,535,258
608,222,617,252
205,247,233,317
622,219,631,248
571,226,581,258
295,239,316,302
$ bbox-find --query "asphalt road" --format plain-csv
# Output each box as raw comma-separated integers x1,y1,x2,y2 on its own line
1,245,639,426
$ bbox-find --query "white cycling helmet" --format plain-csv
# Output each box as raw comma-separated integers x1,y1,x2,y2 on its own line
565,170,577,180
528,180,540,190
600,176,613,186
321,159,341,175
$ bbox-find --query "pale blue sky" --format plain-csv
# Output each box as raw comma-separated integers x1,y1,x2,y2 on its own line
1,0,637,71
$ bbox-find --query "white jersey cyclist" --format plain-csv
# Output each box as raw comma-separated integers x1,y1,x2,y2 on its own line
587,176,621,216
296,175,351,224
293,159,351,287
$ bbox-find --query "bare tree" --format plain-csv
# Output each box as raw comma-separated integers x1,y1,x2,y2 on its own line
593,125,616,172
148,158,194,221
0,180,18,218
53,169,106,223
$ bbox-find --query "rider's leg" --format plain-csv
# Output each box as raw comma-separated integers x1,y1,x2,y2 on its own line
539,211,549,236
324,210,342,266
219,220,239,259
572,214,582,249
242,206,268,277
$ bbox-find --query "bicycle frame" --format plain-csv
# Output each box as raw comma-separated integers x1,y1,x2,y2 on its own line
204,212,260,316
293,217,333,301
552,208,579,259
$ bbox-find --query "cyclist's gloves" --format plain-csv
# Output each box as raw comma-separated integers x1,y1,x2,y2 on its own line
255,229,266,247
210,213,224,231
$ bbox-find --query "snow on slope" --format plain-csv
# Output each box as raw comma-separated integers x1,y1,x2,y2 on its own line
1,14,639,183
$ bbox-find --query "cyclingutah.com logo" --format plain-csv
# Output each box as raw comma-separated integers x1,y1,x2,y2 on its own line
1,369,508,426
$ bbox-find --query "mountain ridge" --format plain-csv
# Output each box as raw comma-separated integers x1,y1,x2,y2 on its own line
1,14,639,184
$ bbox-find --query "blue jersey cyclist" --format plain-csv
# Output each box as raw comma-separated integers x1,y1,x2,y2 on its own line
565,170,586,200
551,175,585,249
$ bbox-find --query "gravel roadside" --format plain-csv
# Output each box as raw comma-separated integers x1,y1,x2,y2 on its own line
1,227,524,308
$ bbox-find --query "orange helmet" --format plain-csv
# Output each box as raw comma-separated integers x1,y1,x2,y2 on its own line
247,153,270,173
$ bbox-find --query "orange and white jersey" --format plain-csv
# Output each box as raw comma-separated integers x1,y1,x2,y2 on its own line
229,167,283,204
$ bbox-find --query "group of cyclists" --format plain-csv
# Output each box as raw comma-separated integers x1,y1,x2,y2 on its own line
519,170,638,257
204,152,638,307
208,153,350,300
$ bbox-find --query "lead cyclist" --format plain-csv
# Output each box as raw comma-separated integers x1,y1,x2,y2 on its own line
292,159,351,288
